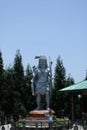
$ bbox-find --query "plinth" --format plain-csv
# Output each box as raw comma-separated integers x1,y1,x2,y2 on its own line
27,110,54,120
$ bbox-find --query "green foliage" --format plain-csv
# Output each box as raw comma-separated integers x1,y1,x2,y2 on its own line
13,102,26,114
0,50,82,120
0,51,4,91
23,64,36,111
53,117,70,127
51,56,75,118
0,51,4,116
66,74,74,87
13,50,24,88
63,75,75,117
0,110,4,118
54,56,66,90
52,56,66,112
16,121,24,128
13,50,27,114
85,70,87,80
2,67,15,114
0,51,4,79
0,50,35,118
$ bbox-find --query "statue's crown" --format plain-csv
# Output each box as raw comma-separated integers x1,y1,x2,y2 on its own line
35,55,46,59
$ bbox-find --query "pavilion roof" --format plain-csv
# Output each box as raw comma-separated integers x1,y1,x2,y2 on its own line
59,80,87,92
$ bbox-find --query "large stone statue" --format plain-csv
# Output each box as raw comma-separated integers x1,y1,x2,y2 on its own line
31,55,52,110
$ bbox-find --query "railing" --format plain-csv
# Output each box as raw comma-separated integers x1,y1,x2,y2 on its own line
11,120,69,130
0,119,87,130
0,123,87,130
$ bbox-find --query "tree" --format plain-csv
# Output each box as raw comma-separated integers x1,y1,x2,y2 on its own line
51,56,66,115
54,56,66,90
0,51,5,118
85,69,87,80
66,74,74,87
64,74,75,118
13,50,24,88
13,50,26,115
0,51,4,83
3,66,15,115
24,64,35,111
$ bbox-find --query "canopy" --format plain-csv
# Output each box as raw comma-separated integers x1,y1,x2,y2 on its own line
59,80,87,92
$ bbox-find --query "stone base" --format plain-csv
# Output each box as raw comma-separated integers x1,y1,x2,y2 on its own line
27,110,54,120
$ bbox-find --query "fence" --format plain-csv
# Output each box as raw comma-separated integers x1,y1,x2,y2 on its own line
0,120,87,130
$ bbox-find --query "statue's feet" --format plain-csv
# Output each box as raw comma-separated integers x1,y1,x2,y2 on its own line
46,108,51,110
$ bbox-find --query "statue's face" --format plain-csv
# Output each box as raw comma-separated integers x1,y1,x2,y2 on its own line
39,58,47,68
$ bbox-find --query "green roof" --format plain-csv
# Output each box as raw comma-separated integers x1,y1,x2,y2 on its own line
59,80,87,92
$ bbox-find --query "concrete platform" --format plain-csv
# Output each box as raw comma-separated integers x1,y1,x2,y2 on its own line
27,110,54,120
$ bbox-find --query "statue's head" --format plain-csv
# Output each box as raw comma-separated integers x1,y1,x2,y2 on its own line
38,55,48,69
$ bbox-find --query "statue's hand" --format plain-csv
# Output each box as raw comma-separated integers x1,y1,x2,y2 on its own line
33,65,35,69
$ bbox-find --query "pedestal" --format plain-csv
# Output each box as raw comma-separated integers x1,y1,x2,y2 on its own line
27,110,54,120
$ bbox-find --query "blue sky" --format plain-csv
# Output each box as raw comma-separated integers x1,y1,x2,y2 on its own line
0,0,87,83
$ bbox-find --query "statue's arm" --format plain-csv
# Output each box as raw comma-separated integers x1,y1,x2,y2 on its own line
31,66,37,95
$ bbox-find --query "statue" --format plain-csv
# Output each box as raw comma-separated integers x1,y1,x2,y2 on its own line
31,55,52,110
